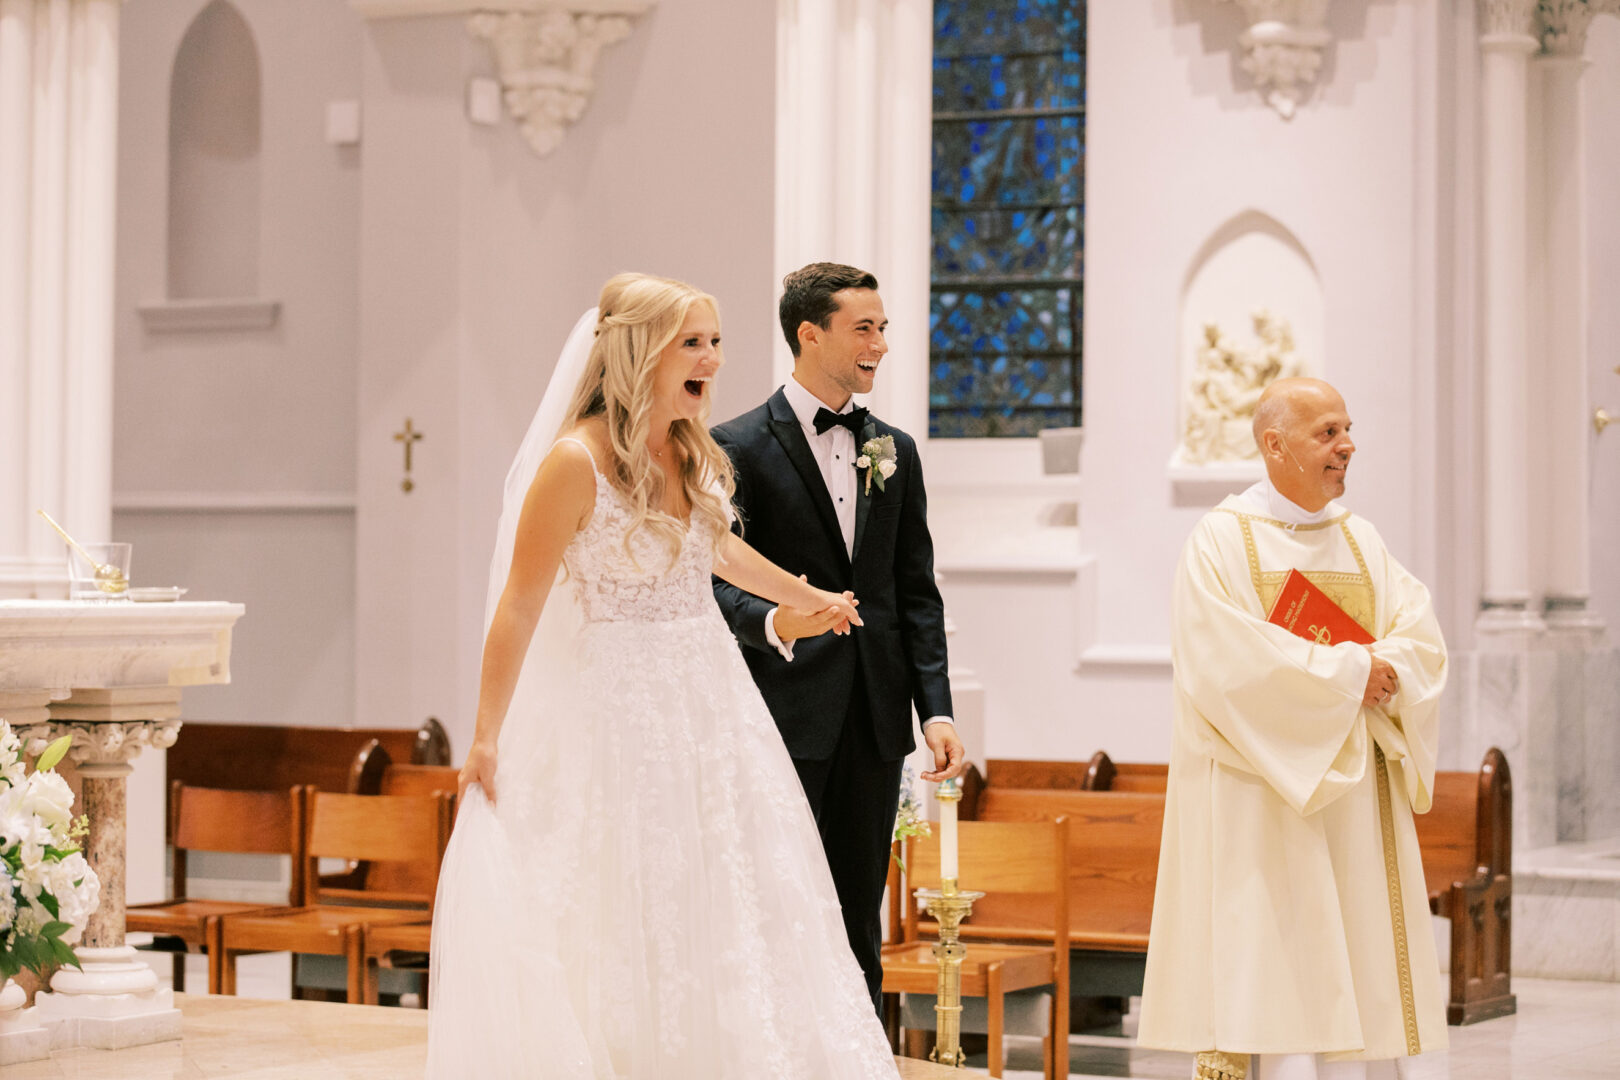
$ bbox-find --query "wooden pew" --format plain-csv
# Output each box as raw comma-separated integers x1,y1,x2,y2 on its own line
954,771,1162,1013
981,747,1516,1025
1411,748,1515,1024
165,717,451,800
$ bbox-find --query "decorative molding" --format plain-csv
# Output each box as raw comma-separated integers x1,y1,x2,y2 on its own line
113,491,358,514
15,719,182,766
136,298,281,334
1075,643,1173,673
464,3,656,157
1218,0,1333,119
1480,0,1541,39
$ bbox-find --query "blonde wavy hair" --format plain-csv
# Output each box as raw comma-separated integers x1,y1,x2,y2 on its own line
562,272,736,566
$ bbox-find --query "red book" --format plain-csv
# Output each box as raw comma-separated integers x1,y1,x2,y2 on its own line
1266,569,1375,646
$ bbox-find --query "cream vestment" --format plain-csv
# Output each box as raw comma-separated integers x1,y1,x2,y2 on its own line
1137,485,1448,1066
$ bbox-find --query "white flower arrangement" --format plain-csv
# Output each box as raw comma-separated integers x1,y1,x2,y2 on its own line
891,765,932,871
0,721,98,980
854,434,898,496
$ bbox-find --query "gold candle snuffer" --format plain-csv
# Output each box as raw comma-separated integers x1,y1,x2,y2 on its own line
916,778,983,1068
36,509,128,595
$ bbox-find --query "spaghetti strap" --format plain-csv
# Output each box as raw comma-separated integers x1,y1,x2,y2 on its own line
555,435,601,476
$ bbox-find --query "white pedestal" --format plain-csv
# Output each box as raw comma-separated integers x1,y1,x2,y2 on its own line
31,946,182,1049
0,979,51,1065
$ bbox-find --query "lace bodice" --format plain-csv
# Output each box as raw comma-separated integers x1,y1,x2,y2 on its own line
561,442,723,624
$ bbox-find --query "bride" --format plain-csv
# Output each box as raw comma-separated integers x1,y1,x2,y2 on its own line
425,273,902,1078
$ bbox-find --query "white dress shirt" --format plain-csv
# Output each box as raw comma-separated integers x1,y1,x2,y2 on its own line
761,377,953,732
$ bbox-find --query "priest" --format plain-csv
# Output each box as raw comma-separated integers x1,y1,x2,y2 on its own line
1138,378,1448,1080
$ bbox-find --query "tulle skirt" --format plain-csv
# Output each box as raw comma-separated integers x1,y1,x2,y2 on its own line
426,613,899,1079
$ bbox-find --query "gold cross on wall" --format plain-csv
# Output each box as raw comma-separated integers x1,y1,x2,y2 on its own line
394,418,424,493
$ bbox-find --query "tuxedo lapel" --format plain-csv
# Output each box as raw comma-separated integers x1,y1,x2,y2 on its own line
851,417,877,562
766,390,851,568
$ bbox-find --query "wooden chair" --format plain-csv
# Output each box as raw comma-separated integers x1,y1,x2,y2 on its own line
351,764,459,1005
127,783,307,994
360,920,434,1006
217,789,454,1002
882,818,1070,1079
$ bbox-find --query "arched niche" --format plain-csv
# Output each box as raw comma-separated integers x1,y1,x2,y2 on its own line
1171,210,1324,479
166,0,262,302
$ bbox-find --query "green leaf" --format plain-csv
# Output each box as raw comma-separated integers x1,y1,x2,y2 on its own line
41,920,71,939
38,891,59,920
35,734,73,773
11,935,38,973
0,952,19,979
50,938,81,970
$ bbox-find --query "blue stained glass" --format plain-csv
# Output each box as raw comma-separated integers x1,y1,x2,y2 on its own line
930,288,1075,354
933,0,1084,59
933,51,1084,112
932,116,1083,206
930,0,1084,437
932,205,1083,281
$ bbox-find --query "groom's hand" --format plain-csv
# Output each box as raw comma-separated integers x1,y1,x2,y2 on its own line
920,724,967,783
773,575,853,641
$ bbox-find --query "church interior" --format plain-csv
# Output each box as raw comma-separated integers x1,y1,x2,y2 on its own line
2,0,1619,1076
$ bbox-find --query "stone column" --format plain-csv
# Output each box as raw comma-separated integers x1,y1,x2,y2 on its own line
774,0,933,434
0,0,120,599
26,691,183,1050
1537,2,1601,629
1476,0,1542,630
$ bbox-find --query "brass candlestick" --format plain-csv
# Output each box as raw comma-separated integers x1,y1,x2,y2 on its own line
916,880,984,1067
918,778,981,1068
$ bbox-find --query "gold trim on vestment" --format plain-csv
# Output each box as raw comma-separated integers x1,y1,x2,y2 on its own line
1195,1050,1249,1080
1375,743,1423,1055
1230,514,1378,637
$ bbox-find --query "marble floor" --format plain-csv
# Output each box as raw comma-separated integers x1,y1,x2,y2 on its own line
15,948,1614,1078
985,979,1620,1079
8,994,973,1079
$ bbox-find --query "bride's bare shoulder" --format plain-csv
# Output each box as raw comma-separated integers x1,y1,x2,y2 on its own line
551,421,609,473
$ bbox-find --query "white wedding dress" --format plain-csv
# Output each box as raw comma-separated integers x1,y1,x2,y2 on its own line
426,437,900,1079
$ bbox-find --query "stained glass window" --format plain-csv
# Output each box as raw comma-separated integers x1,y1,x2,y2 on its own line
930,0,1085,438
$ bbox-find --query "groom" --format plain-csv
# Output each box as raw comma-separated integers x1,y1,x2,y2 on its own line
712,262,966,1010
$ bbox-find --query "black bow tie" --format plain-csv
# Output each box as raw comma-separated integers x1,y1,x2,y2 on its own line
813,406,869,437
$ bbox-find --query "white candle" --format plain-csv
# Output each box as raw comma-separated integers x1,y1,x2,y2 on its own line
939,786,958,882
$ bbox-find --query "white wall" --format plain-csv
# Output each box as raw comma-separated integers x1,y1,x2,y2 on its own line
114,0,363,735
113,0,364,901
930,0,1468,765
1585,15,1620,636
353,5,778,754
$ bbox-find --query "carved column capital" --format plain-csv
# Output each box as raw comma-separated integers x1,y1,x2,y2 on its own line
17,718,181,770
1217,0,1333,119
1538,0,1596,54
467,7,645,156
1480,0,1542,39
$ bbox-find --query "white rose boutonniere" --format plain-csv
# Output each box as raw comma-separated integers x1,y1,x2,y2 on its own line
855,435,898,496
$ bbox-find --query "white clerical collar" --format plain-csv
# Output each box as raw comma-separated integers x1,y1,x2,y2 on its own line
1236,478,1339,526
782,376,858,431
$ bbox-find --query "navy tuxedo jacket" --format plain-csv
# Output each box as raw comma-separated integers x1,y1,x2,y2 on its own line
711,388,953,762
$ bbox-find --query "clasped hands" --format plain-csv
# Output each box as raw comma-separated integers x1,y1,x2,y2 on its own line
774,575,861,642
1361,644,1399,709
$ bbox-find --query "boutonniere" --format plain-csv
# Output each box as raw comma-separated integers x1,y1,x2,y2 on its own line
854,435,897,495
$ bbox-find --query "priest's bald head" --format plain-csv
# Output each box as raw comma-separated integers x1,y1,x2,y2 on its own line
1251,377,1356,513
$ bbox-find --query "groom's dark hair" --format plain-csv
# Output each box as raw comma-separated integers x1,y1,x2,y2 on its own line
779,263,880,357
